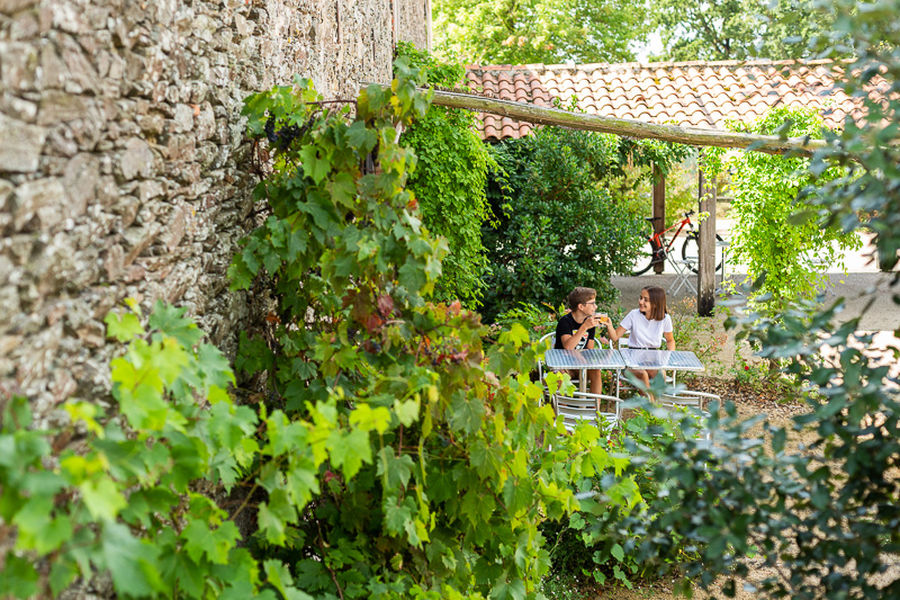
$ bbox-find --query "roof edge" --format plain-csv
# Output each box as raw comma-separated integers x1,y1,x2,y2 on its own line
467,57,842,72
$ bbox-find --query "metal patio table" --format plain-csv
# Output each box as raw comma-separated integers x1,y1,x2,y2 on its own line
618,349,704,388
543,348,627,394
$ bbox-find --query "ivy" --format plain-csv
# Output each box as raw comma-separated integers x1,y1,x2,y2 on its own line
397,43,495,307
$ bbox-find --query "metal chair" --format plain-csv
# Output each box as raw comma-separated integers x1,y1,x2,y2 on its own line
667,254,697,296
550,389,622,433
660,390,720,444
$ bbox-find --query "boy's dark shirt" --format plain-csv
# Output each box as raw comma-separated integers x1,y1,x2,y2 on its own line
554,312,595,350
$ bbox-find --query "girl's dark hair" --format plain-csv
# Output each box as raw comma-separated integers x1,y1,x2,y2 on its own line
566,287,596,310
643,286,667,321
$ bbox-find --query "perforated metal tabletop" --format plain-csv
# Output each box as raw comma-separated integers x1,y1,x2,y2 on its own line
544,348,627,370
618,349,704,371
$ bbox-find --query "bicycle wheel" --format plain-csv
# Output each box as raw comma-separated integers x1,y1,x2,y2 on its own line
681,233,724,273
630,239,659,276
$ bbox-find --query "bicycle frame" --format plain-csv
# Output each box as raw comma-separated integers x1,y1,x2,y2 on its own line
647,211,697,256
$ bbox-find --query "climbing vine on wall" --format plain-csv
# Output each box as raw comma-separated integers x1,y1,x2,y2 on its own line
397,42,495,307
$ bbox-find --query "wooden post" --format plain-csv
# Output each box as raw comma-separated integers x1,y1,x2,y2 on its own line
697,165,717,316
652,165,666,274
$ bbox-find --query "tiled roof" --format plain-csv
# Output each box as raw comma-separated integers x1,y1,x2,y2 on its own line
464,59,877,140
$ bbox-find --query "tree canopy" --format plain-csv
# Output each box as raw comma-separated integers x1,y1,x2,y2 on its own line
650,0,840,61
432,0,648,65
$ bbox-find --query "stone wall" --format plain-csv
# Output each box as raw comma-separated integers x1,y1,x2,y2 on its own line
0,0,429,421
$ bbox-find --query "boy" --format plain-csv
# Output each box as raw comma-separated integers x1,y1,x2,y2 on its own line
554,287,608,395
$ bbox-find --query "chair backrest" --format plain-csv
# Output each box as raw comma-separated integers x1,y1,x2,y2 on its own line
550,391,620,432
660,390,720,413
537,331,556,350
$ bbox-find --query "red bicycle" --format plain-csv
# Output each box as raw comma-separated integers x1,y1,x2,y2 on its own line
630,210,724,276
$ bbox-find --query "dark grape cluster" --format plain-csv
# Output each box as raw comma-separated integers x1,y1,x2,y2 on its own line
263,114,304,151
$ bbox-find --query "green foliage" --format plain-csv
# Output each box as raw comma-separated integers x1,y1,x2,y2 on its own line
809,0,900,272
230,60,641,598
542,407,706,592
651,0,843,61
0,300,295,599
397,43,494,306
433,0,649,64
618,4,900,598
724,106,861,316
490,302,562,343
481,127,690,322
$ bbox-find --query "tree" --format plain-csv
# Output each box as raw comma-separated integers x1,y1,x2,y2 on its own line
433,0,649,65
651,0,840,61
480,127,689,322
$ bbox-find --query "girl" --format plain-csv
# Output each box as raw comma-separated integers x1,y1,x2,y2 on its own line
603,285,675,388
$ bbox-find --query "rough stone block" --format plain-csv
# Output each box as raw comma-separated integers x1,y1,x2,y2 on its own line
138,179,163,203
0,178,13,206
9,10,39,40
60,36,101,94
0,113,48,172
0,0,37,15
62,153,99,218
0,92,38,122
39,43,70,90
173,103,194,132
0,41,39,90
119,137,154,180
37,90,89,125
12,176,65,230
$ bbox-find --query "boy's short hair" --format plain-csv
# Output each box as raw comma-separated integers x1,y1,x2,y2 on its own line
643,285,667,321
566,287,596,310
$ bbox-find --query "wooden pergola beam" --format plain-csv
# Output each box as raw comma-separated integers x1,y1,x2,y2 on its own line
423,88,827,156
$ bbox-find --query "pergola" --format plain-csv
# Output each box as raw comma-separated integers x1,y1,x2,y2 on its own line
450,59,873,315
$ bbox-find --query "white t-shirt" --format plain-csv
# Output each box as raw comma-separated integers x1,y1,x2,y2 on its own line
620,309,673,349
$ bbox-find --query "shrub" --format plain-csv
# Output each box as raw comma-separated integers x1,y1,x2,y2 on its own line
228,60,643,598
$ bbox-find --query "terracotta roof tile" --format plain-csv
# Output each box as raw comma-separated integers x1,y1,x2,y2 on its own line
465,59,875,139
